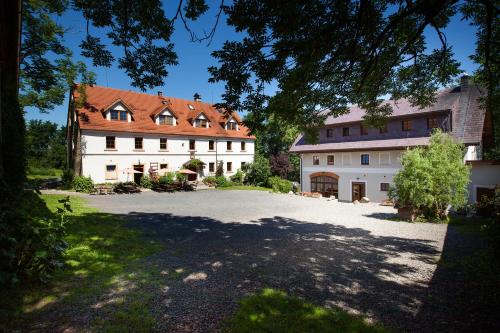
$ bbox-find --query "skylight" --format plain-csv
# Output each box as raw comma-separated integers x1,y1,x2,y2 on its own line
188,104,195,110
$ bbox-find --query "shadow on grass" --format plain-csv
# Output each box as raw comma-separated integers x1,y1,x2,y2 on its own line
226,288,387,333
5,196,497,332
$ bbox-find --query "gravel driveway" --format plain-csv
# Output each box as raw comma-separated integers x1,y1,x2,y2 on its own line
85,190,448,332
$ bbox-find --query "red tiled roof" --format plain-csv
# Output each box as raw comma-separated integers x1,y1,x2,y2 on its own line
73,85,255,139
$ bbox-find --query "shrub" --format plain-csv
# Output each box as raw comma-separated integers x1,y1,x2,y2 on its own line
159,172,175,185
203,176,217,186
389,130,470,220
183,158,205,169
176,172,186,183
140,176,153,189
72,176,94,193
270,154,293,179
0,191,71,285
215,176,232,187
268,176,293,193
230,169,244,184
215,161,224,177
242,154,271,186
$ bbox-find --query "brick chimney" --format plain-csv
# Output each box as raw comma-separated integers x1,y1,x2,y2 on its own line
460,74,470,92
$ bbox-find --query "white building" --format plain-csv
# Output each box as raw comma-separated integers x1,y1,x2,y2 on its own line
66,85,255,184
290,76,494,203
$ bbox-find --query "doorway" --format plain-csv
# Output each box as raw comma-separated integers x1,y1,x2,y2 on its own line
133,165,144,184
352,182,366,201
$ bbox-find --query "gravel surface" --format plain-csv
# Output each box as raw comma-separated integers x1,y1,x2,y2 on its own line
81,190,451,332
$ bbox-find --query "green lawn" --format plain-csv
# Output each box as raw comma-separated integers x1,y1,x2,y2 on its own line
216,185,271,191
227,289,388,333
1,194,164,332
26,167,63,180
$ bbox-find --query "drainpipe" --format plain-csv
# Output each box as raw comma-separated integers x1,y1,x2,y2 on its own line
215,137,218,173
300,154,303,192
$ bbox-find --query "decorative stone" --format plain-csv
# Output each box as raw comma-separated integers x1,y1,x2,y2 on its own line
353,200,360,205
360,196,370,203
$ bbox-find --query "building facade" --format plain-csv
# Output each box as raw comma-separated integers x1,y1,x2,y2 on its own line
290,76,492,202
67,85,255,184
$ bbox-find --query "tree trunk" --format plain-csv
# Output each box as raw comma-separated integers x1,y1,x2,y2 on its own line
0,0,25,202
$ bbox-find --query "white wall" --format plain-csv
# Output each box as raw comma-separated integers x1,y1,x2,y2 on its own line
81,130,255,183
300,150,404,202
468,163,500,203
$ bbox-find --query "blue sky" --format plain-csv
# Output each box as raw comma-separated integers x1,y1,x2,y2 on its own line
24,3,479,126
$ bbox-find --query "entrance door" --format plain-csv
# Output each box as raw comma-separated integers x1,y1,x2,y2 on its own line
133,165,144,184
352,182,366,201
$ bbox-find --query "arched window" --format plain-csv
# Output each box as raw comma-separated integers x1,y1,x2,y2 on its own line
311,176,338,198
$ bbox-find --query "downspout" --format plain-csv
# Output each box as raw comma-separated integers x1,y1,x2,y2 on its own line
300,154,303,192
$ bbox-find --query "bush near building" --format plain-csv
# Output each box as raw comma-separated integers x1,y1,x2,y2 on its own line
72,176,94,193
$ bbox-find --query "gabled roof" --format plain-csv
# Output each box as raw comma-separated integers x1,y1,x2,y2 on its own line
150,104,178,119
72,85,255,139
102,98,135,114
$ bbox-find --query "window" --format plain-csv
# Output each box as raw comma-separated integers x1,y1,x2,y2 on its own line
160,163,168,169
209,140,215,150
110,110,127,121
160,138,167,150
241,162,246,168
380,183,390,191
105,165,117,180
119,111,127,121
360,125,368,135
106,136,115,149
311,176,338,198
402,119,412,131
227,141,232,151
195,118,208,128
134,137,143,150
189,139,195,150
326,128,334,138
227,162,232,172
327,155,335,165
209,162,215,172
241,141,246,151
159,115,174,125
379,124,388,133
342,127,350,136
427,117,439,129
313,156,320,165
361,154,370,165
227,121,237,130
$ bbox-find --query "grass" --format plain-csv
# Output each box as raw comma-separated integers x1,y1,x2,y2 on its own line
26,167,63,180
226,289,388,333
216,185,271,191
1,194,164,332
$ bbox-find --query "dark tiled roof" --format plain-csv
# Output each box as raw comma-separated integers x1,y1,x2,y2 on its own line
73,85,254,139
291,81,486,152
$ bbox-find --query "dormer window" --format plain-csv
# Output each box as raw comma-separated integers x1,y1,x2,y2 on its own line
193,113,209,128
110,109,128,121
227,121,237,130
159,115,174,125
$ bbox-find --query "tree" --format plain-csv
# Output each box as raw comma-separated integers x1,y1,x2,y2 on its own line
269,154,293,179
209,0,498,145
25,120,66,170
242,154,271,186
389,130,470,220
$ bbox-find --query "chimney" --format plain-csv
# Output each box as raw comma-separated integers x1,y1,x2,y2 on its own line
193,93,201,102
158,91,163,97
460,74,470,92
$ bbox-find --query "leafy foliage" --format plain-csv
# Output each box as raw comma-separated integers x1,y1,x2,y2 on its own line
215,161,224,177
269,154,294,179
242,154,271,187
267,176,293,194
25,120,66,170
208,1,497,142
176,172,186,183
140,176,153,189
0,192,71,285
230,169,245,184
72,176,94,193
202,176,217,186
389,130,470,220
159,172,176,185
215,176,232,188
